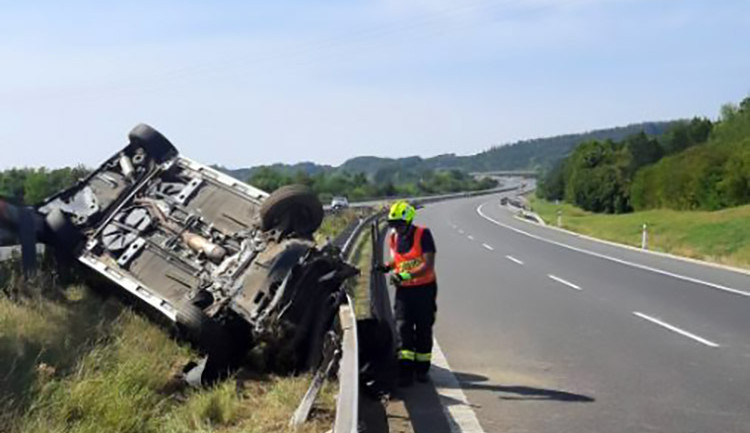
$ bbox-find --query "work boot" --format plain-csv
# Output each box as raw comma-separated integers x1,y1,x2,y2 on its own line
398,373,414,387
416,371,430,383
398,361,414,387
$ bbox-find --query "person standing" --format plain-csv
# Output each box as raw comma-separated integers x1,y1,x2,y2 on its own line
379,200,437,386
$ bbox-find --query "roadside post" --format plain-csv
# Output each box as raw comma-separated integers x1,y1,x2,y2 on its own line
641,223,648,249
556,210,562,228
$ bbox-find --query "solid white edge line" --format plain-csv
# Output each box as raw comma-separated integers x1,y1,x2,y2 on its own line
506,203,750,279
482,243,494,251
548,274,582,291
633,312,720,348
505,255,524,265
431,339,486,433
476,203,750,298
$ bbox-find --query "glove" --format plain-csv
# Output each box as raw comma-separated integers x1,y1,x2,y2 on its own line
374,263,392,273
398,272,412,281
389,271,412,285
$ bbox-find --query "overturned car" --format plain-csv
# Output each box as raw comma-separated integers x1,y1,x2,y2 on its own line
2,124,357,383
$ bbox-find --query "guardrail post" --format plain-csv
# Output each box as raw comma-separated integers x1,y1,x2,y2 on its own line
641,223,648,250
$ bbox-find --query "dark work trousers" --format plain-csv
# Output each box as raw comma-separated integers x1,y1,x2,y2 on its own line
394,282,437,377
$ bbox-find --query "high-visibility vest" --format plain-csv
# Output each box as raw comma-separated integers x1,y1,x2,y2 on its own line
389,225,437,287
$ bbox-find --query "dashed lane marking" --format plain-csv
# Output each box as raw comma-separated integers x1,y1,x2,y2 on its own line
633,312,720,348
548,274,582,291
476,203,750,298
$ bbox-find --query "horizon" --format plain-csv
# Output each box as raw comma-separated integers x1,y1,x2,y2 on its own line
219,117,680,171
1,1,748,170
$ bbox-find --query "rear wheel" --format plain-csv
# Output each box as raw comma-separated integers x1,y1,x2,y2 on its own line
128,124,177,163
260,185,323,237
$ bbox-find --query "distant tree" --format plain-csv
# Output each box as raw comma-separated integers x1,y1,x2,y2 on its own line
537,160,566,201
623,132,663,175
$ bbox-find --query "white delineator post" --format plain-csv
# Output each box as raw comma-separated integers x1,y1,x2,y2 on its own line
641,223,648,249
557,210,562,228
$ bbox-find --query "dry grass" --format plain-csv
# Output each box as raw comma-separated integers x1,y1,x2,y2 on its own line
315,209,363,244
0,261,336,433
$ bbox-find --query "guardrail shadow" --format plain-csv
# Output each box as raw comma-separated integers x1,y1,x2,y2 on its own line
451,370,595,403
392,367,594,433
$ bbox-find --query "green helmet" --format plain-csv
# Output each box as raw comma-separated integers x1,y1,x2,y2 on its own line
388,200,415,224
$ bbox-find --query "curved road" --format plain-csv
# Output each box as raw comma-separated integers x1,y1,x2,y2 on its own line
402,192,750,433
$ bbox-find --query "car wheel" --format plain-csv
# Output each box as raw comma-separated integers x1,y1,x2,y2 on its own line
260,185,323,237
176,302,225,349
176,302,231,384
127,124,177,163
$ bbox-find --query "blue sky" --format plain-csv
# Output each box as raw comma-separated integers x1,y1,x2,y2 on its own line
1,0,748,169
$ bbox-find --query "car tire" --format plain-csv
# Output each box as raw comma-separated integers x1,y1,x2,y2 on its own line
176,302,231,384
44,208,83,251
176,302,225,349
260,185,323,237
128,124,177,163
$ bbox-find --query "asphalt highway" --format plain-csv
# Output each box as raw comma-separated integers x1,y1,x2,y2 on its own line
404,193,750,433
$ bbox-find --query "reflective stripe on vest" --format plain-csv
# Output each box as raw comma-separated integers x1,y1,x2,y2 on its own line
389,225,437,287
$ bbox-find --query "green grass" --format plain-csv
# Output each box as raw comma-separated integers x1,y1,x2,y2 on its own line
529,195,750,268
315,209,367,244
0,262,336,433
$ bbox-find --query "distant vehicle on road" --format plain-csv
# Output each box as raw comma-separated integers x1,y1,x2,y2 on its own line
330,196,349,210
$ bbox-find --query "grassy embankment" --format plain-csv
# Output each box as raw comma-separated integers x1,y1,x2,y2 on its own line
0,260,335,433
528,195,750,269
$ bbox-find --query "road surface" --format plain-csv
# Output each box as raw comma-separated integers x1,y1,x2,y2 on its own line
396,192,750,433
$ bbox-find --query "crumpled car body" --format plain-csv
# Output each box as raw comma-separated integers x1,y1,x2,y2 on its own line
2,124,357,382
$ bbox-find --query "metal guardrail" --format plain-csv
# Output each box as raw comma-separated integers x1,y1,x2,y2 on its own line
323,178,526,212
330,211,385,433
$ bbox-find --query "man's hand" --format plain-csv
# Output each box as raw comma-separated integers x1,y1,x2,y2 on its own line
374,263,392,273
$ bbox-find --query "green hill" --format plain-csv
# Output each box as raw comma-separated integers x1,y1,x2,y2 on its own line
219,121,677,180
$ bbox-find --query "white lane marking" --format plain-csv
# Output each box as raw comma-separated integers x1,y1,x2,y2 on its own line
476,203,750,298
482,243,494,251
458,229,465,234
467,235,474,241
505,255,524,265
548,274,582,291
431,339,486,433
633,312,720,348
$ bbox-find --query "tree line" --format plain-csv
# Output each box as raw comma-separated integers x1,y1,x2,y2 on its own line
248,167,497,202
0,167,89,205
0,163,495,208
538,97,750,213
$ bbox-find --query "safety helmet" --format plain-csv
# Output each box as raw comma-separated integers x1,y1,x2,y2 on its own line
388,200,415,224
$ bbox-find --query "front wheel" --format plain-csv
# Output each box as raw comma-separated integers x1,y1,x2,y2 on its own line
259,185,323,237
